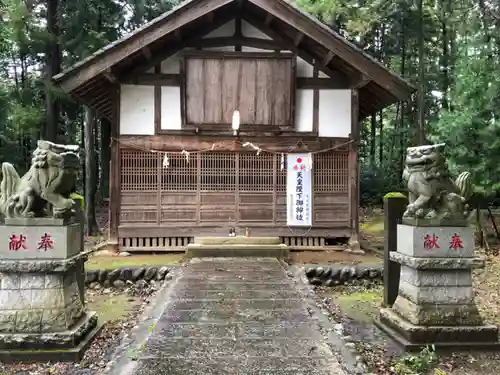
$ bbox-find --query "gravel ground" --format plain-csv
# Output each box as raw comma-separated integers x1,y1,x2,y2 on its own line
0,282,159,375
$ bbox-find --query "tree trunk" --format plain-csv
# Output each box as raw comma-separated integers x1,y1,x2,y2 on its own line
370,113,376,165
440,0,450,110
100,119,111,200
84,106,99,236
399,8,407,179
378,110,384,165
417,0,426,144
45,0,61,142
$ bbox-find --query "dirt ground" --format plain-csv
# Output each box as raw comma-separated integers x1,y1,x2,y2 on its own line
290,249,382,265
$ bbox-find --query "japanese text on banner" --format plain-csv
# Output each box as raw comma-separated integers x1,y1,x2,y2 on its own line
286,154,312,226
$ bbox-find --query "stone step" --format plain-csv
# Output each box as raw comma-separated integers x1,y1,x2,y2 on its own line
166,298,305,311
156,321,320,339
185,244,289,259
158,308,312,323
194,236,281,245
174,281,292,291
170,288,301,300
133,356,337,375
142,337,329,358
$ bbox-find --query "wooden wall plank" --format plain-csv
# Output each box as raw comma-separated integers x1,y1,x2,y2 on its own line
255,59,273,124
221,59,240,123
273,59,291,126
203,58,223,123
185,58,205,124
240,60,257,124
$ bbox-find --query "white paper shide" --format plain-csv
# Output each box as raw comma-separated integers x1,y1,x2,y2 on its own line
287,153,312,226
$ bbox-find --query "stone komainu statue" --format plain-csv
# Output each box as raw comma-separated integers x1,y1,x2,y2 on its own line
402,143,472,224
0,140,80,219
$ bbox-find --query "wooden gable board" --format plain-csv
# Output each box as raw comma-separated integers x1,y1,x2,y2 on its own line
54,0,415,103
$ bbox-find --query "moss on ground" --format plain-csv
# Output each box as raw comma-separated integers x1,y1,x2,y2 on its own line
85,254,184,270
360,215,385,235
87,294,141,322
333,289,382,323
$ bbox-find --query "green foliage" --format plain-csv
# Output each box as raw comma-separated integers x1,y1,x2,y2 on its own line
360,163,404,207
392,345,439,374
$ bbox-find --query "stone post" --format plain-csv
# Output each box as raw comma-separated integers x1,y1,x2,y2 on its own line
375,223,498,349
383,193,408,307
0,217,100,362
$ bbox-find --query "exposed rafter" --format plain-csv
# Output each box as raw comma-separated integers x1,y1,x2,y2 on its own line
103,68,118,84
294,32,304,46
141,46,153,61
322,51,334,66
350,74,371,89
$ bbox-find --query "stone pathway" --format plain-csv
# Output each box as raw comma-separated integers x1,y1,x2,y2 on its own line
119,258,346,375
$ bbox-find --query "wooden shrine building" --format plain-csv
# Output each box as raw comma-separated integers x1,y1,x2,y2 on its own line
54,0,415,252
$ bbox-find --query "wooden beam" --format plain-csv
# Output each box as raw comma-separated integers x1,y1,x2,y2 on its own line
294,32,304,46
189,36,282,50
348,88,360,249
121,73,181,86
296,77,348,89
56,0,234,92
242,16,350,85
108,87,121,252
154,64,162,134
182,50,289,59
121,72,348,89
141,46,153,61
312,63,319,132
123,11,235,77
322,51,334,66
118,135,350,153
248,0,415,100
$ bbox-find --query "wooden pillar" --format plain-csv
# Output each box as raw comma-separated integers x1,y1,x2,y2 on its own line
348,89,362,253
107,85,121,253
383,194,408,307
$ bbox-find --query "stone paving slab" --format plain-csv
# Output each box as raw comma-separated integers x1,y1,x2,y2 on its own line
125,258,345,375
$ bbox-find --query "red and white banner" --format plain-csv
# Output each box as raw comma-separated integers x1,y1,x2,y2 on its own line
287,153,312,226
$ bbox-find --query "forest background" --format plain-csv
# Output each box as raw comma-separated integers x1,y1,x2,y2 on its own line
0,0,499,235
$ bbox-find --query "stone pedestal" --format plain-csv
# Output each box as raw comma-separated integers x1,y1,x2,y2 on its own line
375,224,499,350
0,218,100,362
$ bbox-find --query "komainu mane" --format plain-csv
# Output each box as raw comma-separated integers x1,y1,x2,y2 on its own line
402,143,472,225
0,140,80,219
